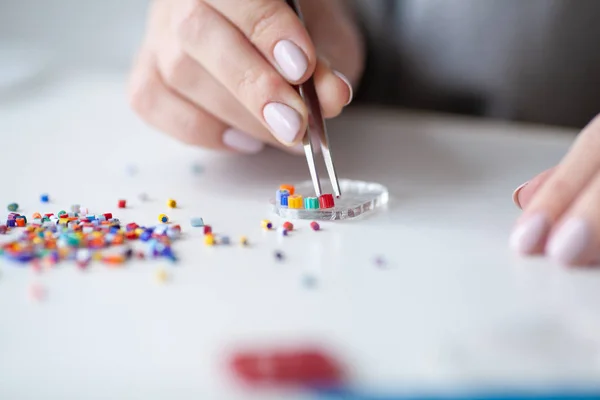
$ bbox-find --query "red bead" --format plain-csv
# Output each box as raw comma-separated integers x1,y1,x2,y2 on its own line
126,222,138,231
103,213,113,220
44,213,54,217
203,225,212,235
172,224,181,232
283,221,294,231
310,221,320,231
318,194,335,209
230,348,343,386
118,199,126,208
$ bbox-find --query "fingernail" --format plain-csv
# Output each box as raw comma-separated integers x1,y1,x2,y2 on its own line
547,218,595,265
223,128,264,154
512,181,529,209
273,40,308,81
333,70,353,106
509,213,550,254
263,102,302,145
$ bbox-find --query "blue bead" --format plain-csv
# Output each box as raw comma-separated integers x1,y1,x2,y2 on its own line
7,220,16,227
280,193,289,207
40,194,49,203
276,189,289,206
190,217,204,227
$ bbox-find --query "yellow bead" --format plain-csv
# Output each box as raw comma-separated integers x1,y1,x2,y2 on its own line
205,234,215,246
261,220,273,230
288,195,303,209
158,214,169,223
135,228,144,236
167,199,177,208
240,236,248,246
155,269,168,283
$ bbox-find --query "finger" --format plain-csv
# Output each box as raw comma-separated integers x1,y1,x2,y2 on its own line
175,1,307,146
509,115,600,255
545,171,600,266
512,167,556,210
128,49,263,153
313,58,353,119
205,0,315,83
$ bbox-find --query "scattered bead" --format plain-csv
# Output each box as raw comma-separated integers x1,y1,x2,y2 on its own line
167,198,177,208
279,184,295,196
304,197,319,209
230,348,343,386
0,225,7,234
219,235,231,245
318,194,335,209
261,220,273,230
310,221,320,231
7,203,18,212
190,217,205,227
32,212,41,219
240,236,249,246
40,194,49,203
158,214,169,223
203,225,212,235
277,227,288,237
118,199,127,208
155,268,168,283
283,221,294,231
205,234,215,246
288,195,303,209
274,250,284,261
28,283,46,302
374,255,387,268
139,193,149,202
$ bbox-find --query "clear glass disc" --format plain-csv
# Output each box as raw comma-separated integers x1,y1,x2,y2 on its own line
270,179,389,221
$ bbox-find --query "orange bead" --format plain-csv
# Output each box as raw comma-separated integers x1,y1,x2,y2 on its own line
32,212,41,219
279,184,295,196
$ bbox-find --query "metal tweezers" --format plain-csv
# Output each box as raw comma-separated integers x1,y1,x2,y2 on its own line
286,0,342,198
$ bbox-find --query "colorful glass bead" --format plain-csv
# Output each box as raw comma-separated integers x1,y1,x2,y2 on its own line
219,235,231,245
7,203,18,212
310,221,320,231
274,250,284,261
118,199,127,208
203,225,212,235
32,213,41,219
190,217,204,227
261,220,273,230
304,197,319,209
205,234,215,246
279,184,295,196
158,214,169,223
288,195,303,209
40,194,49,203
167,198,177,208
277,227,288,237
240,236,248,246
318,194,335,209
283,221,293,231
276,189,289,206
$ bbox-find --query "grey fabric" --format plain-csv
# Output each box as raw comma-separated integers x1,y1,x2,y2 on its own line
352,0,600,128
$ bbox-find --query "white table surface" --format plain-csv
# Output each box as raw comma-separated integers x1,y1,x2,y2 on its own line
2,71,600,400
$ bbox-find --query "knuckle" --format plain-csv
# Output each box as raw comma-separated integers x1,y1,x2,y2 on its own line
245,2,282,43
162,51,190,87
235,67,282,99
176,1,211,43
128,74,158,116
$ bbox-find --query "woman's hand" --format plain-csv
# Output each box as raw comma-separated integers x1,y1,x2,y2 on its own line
128,0,363,154
511,114,600,266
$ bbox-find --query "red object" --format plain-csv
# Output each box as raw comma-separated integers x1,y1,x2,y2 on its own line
230,348,343,387
125,231,138,240
103,213,113,220
318,194,335,209
203,225,212,235
172,224,181,232
283,221,294,231
310,221,320,231
44,213,54,217
126,222,138,231
118,199,127,208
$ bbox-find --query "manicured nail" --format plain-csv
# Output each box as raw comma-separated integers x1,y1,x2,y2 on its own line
509,213,550,254
273,40,308,81
263,102,302,145
547,218,594,265
512,181,528,209
333,70,353,106
223,128,264,154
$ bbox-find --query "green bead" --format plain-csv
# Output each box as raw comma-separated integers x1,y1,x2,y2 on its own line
7,203,18,212
303,197,319,209
58,210,67,217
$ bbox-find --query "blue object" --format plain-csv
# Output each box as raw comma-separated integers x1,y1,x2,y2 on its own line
190,217,205,227
276,189,290,206
280,192,290,207
220,236,230,245
40,194,49,203
313,387,600,400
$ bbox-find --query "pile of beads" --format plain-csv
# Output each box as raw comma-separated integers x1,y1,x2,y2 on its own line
0,209,181,266
275,185,335,210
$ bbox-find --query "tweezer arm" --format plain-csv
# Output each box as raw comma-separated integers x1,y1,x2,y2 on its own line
285,0,342,198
